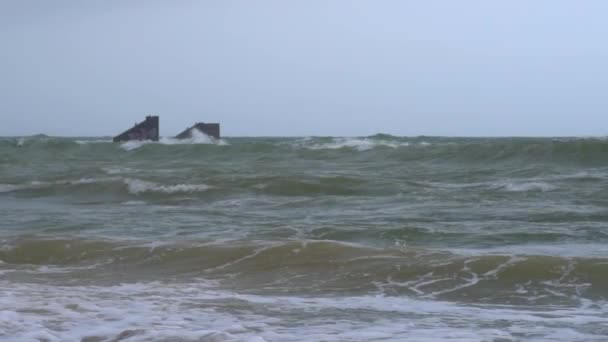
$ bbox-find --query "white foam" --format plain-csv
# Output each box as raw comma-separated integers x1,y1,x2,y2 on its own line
449,243,608,258
0,181,52,192
75,139,112,145
0,281,605,342
124,178,210,195
64,177,109,185
122,200,147,206
29,180,49,186
120,140,152,151
301,138,410,151
119,131,229,151
164,128,230,145
102,166,134,175
499,181,557,192
420,179,557,193
419,181,487,189
0,184,19,193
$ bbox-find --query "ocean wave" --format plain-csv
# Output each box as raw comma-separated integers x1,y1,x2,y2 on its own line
448,243,608,258
0,179,108,194
102,166,134,175
296,137,413,151
1,238,605,304
252,177,365,196
124,178,211,195
1,279,605,342
417,180,558,193
0,177,211,198
4,136,608,165
549,170,608,182
0,184,19,193
120,130,229,151
75,139,113,145
495,181,557,192
119,140,153,151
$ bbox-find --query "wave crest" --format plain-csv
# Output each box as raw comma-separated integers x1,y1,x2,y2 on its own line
498,181,557,192
1,238,606,305
296,137,414,151
120,130,229,151
124,178,210,195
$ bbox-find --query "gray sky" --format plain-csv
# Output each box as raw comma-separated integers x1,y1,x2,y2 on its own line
1,0,607,137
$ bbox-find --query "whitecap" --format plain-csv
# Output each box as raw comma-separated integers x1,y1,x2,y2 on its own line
102,167,134,175
448,243,608,258
120,140,151,151
301,137,409,151
124,178,210,195
499,181,556,192
119,130,229,151
0,281,605,342
121,200,147,206
65,178,102,185
160,129,230,146
0,184,19,193
75,139,112,145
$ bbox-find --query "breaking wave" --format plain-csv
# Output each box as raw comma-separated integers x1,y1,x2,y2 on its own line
124,178,210,194
3,279,605,342
3,135,608,165
120,130,229,151
296,137,414,151
0,177,211,198
1,238,607,305
497,181,557,192
0,184,19,193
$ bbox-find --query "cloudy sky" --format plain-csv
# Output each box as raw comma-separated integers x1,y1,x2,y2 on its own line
1,1,607,137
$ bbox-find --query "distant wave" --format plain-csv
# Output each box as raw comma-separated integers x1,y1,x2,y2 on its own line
3,135,608,165
2,169,607,199
496,181,556,192
296,137,415,151
75,139,113,145
0,177,210,198
121,129,229,151
0,184,20,193
418,180,558,193
124,178,210,194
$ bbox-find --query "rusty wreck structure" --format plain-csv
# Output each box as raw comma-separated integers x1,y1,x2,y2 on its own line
113,117,221,142
175,123,221,140
113,116,160,142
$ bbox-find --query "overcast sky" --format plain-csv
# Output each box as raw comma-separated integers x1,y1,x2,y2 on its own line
1,1,607,137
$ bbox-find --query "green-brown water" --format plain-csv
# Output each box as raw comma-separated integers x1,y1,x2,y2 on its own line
1,134,607,341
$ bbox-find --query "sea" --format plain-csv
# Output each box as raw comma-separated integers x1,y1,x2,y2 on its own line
1,133,607,341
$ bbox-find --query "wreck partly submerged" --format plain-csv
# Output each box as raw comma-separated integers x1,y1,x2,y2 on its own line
175,123,220,140
113,116,159,142
113,116,221,142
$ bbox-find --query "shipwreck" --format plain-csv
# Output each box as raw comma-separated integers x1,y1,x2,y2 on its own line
113,117,221,142
175,123,221,140
113,116,159,142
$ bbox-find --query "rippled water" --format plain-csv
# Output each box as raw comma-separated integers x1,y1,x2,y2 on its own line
1,134,607,341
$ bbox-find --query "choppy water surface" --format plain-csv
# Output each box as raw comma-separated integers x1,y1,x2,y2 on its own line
1,134,608,341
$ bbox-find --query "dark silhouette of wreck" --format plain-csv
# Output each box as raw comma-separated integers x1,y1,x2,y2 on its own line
175,123,221,140
113,116,159,142
113,117,221,142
